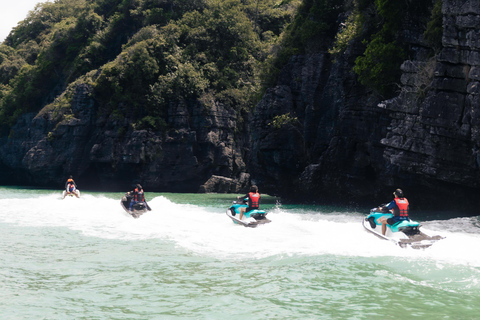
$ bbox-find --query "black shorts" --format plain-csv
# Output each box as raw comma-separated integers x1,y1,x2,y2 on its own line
246,207,258,212
387,218,395,225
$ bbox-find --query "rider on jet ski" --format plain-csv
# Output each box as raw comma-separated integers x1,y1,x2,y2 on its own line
376,188,409,235
236,185,261,221
127,184,146,212
65,176,79,197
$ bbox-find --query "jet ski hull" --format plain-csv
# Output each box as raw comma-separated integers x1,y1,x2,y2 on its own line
226,202,271,227
62,190,80,199
120,195,148,219
363,211,443,249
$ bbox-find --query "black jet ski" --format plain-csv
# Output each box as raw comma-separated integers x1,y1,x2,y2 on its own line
363,207,443,249
120,193,151,219
226,201,271,227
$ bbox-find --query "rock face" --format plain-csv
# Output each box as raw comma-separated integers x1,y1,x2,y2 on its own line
374,0,480,210
249,0,480,212
1,0,480,213
198,173,250,193
249,48,390,204
0,83,247,192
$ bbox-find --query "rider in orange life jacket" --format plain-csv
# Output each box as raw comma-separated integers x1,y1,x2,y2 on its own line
237,185,260,221
378,188,409,236
65,175,79,197
128,184,146,212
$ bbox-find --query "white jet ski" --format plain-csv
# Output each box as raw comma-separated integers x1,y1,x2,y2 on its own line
363,208,443,249
226,201,271,228
62,189,80,199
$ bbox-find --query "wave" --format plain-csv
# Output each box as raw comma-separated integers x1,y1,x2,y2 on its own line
1,193,479,266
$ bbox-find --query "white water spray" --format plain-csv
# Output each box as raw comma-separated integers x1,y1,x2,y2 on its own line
1,192,479,266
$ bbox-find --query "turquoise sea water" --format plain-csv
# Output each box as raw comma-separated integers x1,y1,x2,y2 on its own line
1,186,479,319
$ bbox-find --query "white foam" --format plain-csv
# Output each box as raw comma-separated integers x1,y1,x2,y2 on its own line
1,193,479,266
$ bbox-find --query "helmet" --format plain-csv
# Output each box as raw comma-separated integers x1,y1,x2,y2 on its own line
394,189,404,198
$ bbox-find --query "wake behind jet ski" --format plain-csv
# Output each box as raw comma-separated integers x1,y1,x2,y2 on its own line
120,184,151,218
363,207,443,249
226,201,271,227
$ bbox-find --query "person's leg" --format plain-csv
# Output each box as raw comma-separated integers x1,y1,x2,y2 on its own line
382,217,395,236
239,207,246,220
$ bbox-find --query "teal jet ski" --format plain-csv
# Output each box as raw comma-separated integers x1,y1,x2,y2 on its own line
226,201,271,227
363,208,443,249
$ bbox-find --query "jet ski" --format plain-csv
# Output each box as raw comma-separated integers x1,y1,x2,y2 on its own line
120,193,151,218
62,189,80,199
363,208,443,249
226,201,271,227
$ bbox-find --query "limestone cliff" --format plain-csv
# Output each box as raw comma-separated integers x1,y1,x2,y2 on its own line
1,0,480,214
250,0,480,212
0,82,248,192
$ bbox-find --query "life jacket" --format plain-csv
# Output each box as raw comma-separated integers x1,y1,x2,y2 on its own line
393,197,409,219
67,182,75,192
134,188,144,202
248,192,260,209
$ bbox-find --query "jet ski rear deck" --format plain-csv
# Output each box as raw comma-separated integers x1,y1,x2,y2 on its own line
363,210,443,249
226,201,271,227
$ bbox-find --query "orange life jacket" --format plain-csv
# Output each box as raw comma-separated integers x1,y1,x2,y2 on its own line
134,188,144,202
393,197,409,218
248,192,260,209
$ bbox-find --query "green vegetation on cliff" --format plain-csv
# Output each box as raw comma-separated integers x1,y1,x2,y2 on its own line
262,0,342,87
351,0,435,96
0,0,442,135
0,0,296,135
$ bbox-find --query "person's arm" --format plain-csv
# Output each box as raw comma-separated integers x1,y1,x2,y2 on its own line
236,194,248,202
385,200,396,210
376,200,394,212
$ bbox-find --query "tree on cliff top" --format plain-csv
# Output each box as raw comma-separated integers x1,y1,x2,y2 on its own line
0,0,296,135
352,0,435,97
